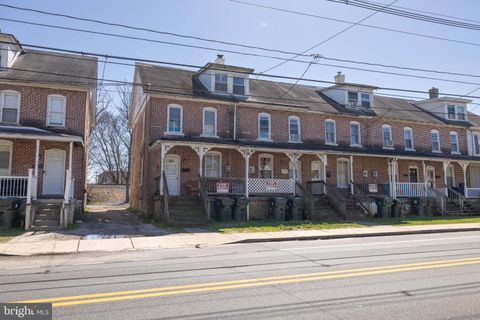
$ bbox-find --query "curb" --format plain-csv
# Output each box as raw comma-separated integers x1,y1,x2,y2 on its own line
228,227,480,244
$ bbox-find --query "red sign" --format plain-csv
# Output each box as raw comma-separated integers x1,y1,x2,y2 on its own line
265,180,278,191
216,182,230,193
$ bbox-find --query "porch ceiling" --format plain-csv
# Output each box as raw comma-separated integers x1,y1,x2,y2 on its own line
0,125,83,143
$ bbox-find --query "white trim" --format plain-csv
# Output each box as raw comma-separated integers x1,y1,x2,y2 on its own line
288,115,301,143
46,94,67,127
165,104,184,135
408,165,419,183
257,112,272,141
403,127,415,151
336,157,350,188
431,129,441,153
426,165,436,188
0,90,21,124
445,103,467,121
449,131,460,154
164,154,181,196
325,119,337,145
201,107,218,137
258,153,274,178
446,163,456,187
349,121,362,147
204,151,222,178
0,140,13,176
382,124,393,149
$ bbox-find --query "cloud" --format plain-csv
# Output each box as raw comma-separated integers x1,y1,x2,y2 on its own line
260,21,269,27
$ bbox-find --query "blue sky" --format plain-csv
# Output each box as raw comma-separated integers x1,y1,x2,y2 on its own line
1,0,480,110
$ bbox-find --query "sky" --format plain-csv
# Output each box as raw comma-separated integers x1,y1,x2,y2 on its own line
1,0,480,111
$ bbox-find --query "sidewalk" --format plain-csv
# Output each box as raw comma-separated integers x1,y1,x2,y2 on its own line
2,223,480,256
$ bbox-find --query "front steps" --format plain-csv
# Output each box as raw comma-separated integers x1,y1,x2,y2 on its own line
167,197,208,227
447,198,480,215
31,199,63,231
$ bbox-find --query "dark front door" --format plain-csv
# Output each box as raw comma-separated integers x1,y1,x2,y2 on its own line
409,168,418,183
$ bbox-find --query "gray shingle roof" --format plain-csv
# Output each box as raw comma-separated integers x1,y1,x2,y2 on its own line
0,50,97,88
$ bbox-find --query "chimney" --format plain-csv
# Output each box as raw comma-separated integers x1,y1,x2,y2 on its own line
429,87,439,99
215,54,225,65
334,71,345,84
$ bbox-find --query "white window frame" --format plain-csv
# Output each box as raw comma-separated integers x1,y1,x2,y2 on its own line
346,91,370,108
474,133,480,156
349,121,361,147
0,140,12,176
46,94,66,127
431,130,441,153
204,151,222,178
201,107,218,137
450,131,460,154
404,127,414,151
232,77,246,96
288,116,301,143
456,106,466,121
445,104,468,121
214,73,228,93
165,104,183,135
325,119,337,145
347,91,358,107
258,153,274,179
0,90,21,124
257,112,272,141
382,125,393,149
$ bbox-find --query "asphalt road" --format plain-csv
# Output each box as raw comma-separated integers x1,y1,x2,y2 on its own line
2,232,480,320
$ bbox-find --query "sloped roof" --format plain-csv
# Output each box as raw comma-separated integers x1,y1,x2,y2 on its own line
0,49,97,88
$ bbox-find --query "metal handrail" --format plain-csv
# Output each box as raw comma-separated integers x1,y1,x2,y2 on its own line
324,183,347,220
198,175,211,220
427,186,447,215
446,186,465,211
350,180,372,216
296,181,314,219
162,171,170,221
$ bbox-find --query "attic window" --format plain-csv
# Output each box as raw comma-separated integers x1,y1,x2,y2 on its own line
447,105,456,119
214,74,227,92
233,77,245,95
347,92,358,106
361,93,370,108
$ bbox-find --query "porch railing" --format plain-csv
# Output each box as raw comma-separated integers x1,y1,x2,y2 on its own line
446,186,465,210
203,177,246,195
324,183,347,220
427,186,447,215
295,181,314,218
248,178,295,195
466,187,480,198
351,181,373,216
395,182,426,197
353,183,390,197
306,180,326,196
162,171,170,221
0,176,29,198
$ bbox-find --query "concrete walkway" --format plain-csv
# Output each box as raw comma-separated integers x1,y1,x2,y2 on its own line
2,222,480,256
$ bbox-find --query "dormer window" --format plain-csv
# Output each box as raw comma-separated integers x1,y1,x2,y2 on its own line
457,106,465,120
361,93,370,108
447,105,456,119
233,77,245,95
347,91,370,108
347,92,358,106
214,74,227,92
446,104,467,121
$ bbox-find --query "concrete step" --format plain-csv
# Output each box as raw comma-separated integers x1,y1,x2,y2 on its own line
30,225,62,231
33,219,60,227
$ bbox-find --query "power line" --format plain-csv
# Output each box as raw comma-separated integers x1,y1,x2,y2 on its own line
258,0,398,73
228,0,480,48
329,0,480,31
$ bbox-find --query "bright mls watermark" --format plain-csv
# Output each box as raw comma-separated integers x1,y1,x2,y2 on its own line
0,303,52,320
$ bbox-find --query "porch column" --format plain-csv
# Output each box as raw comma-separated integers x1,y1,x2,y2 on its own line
317,154,327,194
193,146,211,177
159,144,172,195
422,160,427,192
34,140,40,200
349,155,354,195
240,149,254,221
443,161,450,196
392,158,398,199
459,161,469,198
68,141,73,171
285,152,300,196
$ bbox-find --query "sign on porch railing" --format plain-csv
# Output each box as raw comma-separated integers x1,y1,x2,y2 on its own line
216,182,230,194
249,178,295,194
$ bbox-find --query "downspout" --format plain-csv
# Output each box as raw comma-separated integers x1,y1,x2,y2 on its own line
233,103,237,140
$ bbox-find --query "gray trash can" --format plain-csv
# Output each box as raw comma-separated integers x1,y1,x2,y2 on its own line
392,199,401,218
382,198,393,218
271,197,288,221
426,198,435,216
1,200,20,229
418,197,427,217
233,197,249,222
287,197,304,221
215,197,235,222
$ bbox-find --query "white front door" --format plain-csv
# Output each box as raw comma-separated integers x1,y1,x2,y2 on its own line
164,155,180,196
311,160,324,195
337,159,349,188
43,149,65,195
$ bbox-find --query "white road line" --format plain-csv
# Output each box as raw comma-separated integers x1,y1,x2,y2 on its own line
280,235,480,251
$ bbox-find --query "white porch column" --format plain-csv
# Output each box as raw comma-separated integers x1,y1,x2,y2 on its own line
285,152,300,196
240,149,254,221
159,144,172,195
443,161,450,196
193,146,211,177
459,161,469,198
349,155,354,195
68,141,73,171
422,160,427,192
34,140,40,177
317,154,327,194
392,158,398,199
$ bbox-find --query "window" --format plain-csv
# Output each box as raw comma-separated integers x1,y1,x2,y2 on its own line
325,120,336,145
204,152,221,178
382,125,393,148
457,106,465,120
447,105,456,119
46,95,66,126
450,132,459,153
0,91,20,123
214,74,227,92
202,108,217,136
258,154,273,178
431,130,440,152
0,141,11,176
347,92,358,106
404,127,414,150
475,134,480,156
350,122,361,146
288,116,300,142
167,104,182,133
360,93,370,108
258,113,271,140
233,77,245,95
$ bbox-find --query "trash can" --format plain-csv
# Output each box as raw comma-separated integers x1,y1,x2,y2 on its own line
418,197,427,217
271,197,288,221
411,198,420,215
1,200,20,229
375,198,384,218
287,197,304,221
392,199,401,218
233,197,249,222
215,197,235,222
426,198,435,216
382,197,393,218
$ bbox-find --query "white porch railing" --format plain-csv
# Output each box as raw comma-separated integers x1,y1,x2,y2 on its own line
466,187,480,198
395,182,427,197
0,176,29,198
248,178,295,194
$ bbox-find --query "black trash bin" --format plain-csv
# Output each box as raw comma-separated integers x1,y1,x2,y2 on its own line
392,199,401,218
215,197,235,222
426,198,435,216
411,198,420,215
271,197,288,221
1,200,20,229
233,197,249,222
287,197,304,221
418,197,427,216
375,198,384,218
382,198,393,218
